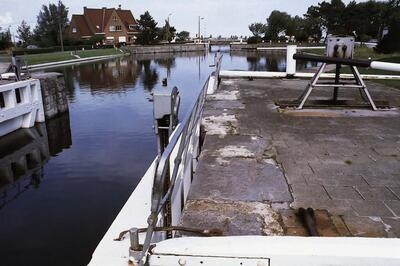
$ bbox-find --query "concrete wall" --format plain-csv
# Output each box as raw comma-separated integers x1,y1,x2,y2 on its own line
31,73,69,119
127,44,207,54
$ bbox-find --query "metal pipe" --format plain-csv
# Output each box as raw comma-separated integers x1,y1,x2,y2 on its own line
130,228,140,251
294,53,400,73
298,208,319,237
370,61,400,72
333,64,340,102
293,53,371,68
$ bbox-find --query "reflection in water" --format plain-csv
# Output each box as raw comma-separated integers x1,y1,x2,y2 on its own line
0,113,72,209
46,113,72,156
60,51,208,97
138,60,159,91
230,50,319,72
0,125,48,208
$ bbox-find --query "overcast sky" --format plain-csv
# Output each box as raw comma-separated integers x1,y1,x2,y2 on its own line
1,0,369,38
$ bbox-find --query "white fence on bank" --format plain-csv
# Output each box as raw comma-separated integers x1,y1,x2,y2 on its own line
221,45,400,79
0,79,45,137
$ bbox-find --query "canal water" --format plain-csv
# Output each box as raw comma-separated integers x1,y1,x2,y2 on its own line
0,48,316,266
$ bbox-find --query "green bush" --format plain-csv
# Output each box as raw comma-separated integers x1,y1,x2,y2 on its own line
247,36,262,44
376,24,400,54
12,47,55,55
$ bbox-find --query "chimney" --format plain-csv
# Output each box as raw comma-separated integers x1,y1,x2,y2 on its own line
83,6,87,13
118,4,122,10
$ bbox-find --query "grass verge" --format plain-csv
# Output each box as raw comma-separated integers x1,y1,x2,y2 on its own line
22,48,127,66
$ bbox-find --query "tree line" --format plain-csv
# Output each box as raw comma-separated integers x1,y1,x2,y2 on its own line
135,11,190,45
0,1,191,50
248,0,400,53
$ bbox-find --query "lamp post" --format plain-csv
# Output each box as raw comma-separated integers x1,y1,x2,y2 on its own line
166,13,172,43
198,16,204,43
167,13,172,24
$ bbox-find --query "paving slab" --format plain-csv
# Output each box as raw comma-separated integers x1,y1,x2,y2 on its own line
189,156,292,203
181,77,400,238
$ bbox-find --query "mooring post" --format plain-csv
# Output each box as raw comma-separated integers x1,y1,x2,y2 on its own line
286,45,297,77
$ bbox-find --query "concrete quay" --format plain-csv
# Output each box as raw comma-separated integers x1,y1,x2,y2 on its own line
180,78,400,238
127,43,207,54
31,73,69,119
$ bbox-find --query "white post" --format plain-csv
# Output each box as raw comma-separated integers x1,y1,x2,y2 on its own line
286,45,297,76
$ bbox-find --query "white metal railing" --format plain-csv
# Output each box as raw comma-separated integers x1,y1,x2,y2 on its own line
257,46,325,51
0,79,45,137
221,45,400,79
135,77,208,264
130,54,223,265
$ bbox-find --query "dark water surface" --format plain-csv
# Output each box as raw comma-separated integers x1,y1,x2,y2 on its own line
0,49,316,266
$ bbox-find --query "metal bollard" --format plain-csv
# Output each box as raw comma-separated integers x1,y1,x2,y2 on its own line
129,228,142,265
130,227,140,251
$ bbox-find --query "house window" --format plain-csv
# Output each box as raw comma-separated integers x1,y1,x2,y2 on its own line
109,25,116,32
129,24,137,30
72,28,77,33
115,25,122,31
113,16,117,22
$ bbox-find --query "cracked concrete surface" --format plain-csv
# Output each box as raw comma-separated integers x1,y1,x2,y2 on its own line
180,77,400,238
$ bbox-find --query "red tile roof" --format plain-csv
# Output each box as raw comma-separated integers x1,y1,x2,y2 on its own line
70,7,139,36
71,14,92,36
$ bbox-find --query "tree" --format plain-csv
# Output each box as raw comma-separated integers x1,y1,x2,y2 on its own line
377,0,400,53
17,20,33,47
137,11,159,45
0,27,12,50
158,20,176,42
176,31,190,42
303,5,324,42
34,0,69,47
248,22,267,37
317,0,347,35
290,16,309,43
265,11,292,41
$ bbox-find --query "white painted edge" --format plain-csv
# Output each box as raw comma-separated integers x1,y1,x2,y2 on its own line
257,46,325,51
220,70,400,80
150,236,400,265
87,159,156,266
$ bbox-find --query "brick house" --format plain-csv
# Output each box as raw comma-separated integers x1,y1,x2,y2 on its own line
66,6,140,44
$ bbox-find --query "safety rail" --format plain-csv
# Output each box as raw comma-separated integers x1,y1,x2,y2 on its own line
131,54,223,265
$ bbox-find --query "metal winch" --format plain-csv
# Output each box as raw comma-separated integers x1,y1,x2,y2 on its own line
287,35,380,110
153,86,180,155
326,36,355,59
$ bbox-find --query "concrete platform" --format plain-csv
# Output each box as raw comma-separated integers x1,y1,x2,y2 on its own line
180,77,400,238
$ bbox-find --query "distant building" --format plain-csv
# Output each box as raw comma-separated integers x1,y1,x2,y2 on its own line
66,5,140,45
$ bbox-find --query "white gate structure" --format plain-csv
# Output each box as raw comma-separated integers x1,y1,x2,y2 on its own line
0,79,45,137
